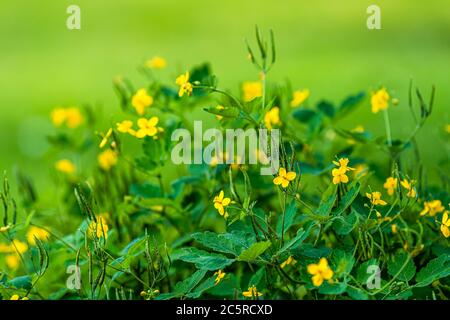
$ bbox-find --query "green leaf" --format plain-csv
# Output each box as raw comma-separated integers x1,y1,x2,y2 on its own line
317,100,335,117
346,286,368,300
332,249,355,276
174,248,235,270
331,182,360,216
130,182,162,198
292,109,317,123
387,253,416,282
279,224,312,254
175,269,207,294
191,231,253,256
356,259,379,284
248,267,265,287
332,208,358,235
8,275,32,290
338,91,366,115
276,201,297,235
237,241,271,262
319,282,347,295
415,255,450,287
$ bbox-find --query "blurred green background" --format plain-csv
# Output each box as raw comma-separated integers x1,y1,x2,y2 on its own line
0,0,449,186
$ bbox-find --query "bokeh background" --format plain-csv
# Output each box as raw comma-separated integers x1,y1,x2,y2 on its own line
1,0,449,188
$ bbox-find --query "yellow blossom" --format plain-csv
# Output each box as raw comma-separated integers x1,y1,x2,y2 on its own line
371,88,390,113
290,89,310,107
273,167,296,188
214,270,226,285
366,191,387,206
242,285,263,298
383,177,397,196
280,255,297,269
441,211,450,238
307,258,334,287
50,107,83,128
146,56,167,69
213,190,231,219
135,117,162,138
116,120,136,136
446,124,450,134
132,89,153,115
10,294,28,300
331,158,355,185
88,216,109,239
98,149,118,171
175,71,193,97
391,224,398,234
420,200,445,217
55,159,76,175
6,254,20,269
242,81,262,102
400,179,417,198
26,226,50,246
264,107,281,130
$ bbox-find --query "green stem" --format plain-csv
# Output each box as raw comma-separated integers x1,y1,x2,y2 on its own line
383,109,392,147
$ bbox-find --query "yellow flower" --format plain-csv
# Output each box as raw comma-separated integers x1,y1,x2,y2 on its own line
273,167,296,188
290,89,310,107
214,270,226,285
391,224,398,234
132,89,153,115
420,200,445,217
98,149,118,171
146,56,167,69
6,254,20,269
264,107,281,130
366,192,387,206
370,88,390,113
55,159,76,175
175,71,193,97
446,124,450,134
26,226,50,246
50,108,67,127
400,179,417,198
215,105,225,120
88,216,109,239
383,177,397,196
332,158,355,172
280,255,297,269
65,108,84,128
441,211,450,238
242,81,262,102
50,107,83,128
10,294,28,300
135,117,162,138
10,240,28,254
116,120,136,136
332,167,349,184
99,128,113,148
331,158,355,185
242,285,263,298
213,190,231,219
307,258,334,287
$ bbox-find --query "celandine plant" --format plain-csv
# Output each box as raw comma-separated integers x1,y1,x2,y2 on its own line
0,27,449,300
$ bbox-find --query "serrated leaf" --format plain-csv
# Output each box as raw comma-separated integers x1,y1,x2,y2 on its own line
237,241,271,262
333,208,358,235
174,248,235,270
191,231,253,256
387,253,416,282
415,255,450,287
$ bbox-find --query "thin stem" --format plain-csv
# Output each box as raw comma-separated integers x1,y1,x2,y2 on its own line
383,109,392,147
